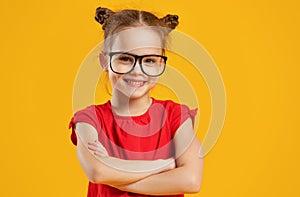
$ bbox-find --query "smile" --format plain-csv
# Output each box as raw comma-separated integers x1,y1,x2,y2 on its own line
123,79,146,87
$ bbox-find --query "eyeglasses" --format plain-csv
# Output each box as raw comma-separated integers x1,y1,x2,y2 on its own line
108,52,167,77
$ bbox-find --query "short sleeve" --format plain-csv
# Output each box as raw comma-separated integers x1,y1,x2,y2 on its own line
170,104,198,137
68,105,100,145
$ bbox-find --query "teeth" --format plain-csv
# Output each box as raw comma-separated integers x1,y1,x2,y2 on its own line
126,80,144,86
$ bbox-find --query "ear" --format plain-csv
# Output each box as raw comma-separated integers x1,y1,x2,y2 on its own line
99,51,108,71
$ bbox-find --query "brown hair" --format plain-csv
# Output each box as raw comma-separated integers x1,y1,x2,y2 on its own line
94,7,179,49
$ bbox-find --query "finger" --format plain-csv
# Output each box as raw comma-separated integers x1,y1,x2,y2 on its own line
88,139,101,145
87,141,109,156
94,151,108,157
95,141,107,149
88,141,98,146
87,145,98,152
88,144,107,152
87,141,105,149
88,141,106,149
93,142,109,155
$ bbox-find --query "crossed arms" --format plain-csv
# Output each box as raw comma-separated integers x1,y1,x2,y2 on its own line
75,118,203,195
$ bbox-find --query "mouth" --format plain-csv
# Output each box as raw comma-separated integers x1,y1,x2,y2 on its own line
123,79,146,87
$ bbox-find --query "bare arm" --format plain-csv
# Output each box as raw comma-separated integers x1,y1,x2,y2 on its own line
115,118,204,195
75,122,174,186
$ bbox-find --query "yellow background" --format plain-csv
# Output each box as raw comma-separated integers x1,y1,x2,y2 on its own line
1,0,299,196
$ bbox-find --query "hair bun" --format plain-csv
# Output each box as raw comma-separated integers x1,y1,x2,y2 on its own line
95,7,115,29
160,14,179,29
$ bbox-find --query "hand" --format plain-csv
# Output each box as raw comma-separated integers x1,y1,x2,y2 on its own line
87,140,109,157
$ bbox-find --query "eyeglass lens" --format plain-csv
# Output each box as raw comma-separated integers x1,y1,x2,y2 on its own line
110,53,166,76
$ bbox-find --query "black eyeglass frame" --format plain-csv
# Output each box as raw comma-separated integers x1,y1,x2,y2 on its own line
108,52,168,77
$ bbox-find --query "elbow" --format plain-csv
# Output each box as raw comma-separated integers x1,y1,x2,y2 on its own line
86,167,105,184
76,144,107,184
88,174,101,184
183,174,202,193
190,176,202,193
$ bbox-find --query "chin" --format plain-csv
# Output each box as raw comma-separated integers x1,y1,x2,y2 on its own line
124,89,149,99
128,93,148,99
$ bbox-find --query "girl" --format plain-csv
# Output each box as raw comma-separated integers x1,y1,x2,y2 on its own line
69,7,203,197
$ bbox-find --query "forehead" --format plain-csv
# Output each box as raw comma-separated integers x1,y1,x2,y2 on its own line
107,26,163,52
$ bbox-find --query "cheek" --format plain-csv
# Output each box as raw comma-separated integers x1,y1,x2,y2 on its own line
148,77,158,86
108,72,123,87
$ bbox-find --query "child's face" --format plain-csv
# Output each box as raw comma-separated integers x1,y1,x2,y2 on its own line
105,27,164,99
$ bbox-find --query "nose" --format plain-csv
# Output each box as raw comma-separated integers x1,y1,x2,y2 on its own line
130,58,143,75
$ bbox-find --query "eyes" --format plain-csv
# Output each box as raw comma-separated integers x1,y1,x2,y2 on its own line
114,53,162,65
144,58,156,64
109,52,167,76
117,54,134,63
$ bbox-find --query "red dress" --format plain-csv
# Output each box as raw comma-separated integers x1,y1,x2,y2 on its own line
69,98,197,197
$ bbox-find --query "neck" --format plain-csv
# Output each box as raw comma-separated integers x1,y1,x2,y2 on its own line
111,91,152,116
